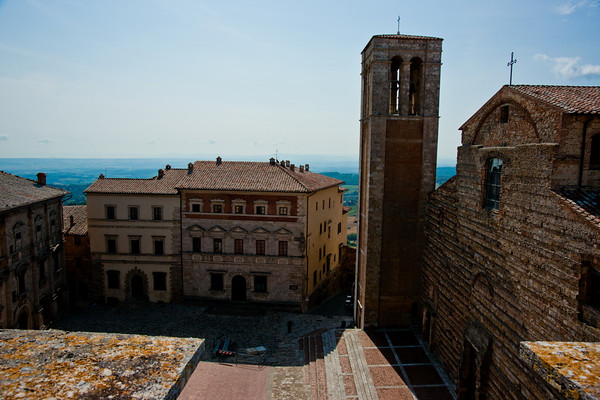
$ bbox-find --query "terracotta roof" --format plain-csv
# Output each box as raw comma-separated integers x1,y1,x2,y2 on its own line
553,187,600,227
85,168,187,195
63,205,88,235
0,171,68,213
509,85,600,114
373,34,443,40
176,161,344,193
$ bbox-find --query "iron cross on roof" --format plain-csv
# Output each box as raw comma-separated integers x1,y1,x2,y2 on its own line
507,52,517,85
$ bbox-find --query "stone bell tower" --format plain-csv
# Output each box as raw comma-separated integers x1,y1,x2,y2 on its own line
355,34,442,328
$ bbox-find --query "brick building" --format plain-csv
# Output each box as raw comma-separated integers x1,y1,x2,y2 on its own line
85,158,347,309
356,34,442,327
0,171,69,329
422,85,600,399
62,205,94,304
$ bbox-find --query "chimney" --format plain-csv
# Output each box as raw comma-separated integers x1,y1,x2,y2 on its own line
36,172,46,185
99,174,105,179
280,160,285,166
188,163,194,173
269,157,276,166
69,215,74,228
299,165,304,172
305,164,310,172
285,160,290,168
216,156,222,165
158,169,165,179
290,164,295,171
165,164,171,170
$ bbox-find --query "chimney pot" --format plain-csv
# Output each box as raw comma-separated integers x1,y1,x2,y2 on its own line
285,160,290,167
299,165,304,172
305,164,310,172
290,164,295,171
99,174,105,179
36,172,47,185
269,157,275,166
165,164,171,170
280,160,285,166
188,163,194,173
158,169,165,179
216,156,222,165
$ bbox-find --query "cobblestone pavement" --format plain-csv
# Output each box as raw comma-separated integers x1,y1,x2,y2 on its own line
53,301,352,367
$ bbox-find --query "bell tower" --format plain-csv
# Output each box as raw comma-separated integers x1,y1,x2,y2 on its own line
356,34,442,328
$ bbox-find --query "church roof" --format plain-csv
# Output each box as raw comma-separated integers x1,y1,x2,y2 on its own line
0,171,68,213
176,161,343,193
553,187,600,228
63,205,88,236
509,85,600,114
372,34,443,41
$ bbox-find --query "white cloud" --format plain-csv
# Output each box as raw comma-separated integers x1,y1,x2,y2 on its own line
208,140,216,145
38,138,57,144
535,53,600,79
553,0,599,15
0,134,8,141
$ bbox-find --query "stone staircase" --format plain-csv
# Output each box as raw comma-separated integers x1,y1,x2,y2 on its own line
298,328,455,400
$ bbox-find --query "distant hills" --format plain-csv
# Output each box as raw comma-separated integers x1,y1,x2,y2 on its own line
0,158,456,206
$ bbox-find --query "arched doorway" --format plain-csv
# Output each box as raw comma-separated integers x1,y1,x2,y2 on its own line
18,311,29,329
231,275,246,302
131,275,145,298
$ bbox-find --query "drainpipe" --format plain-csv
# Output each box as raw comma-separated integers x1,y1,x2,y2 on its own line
578,118,592,188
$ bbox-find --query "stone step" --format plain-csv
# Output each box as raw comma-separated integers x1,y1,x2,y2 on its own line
344,329,378,400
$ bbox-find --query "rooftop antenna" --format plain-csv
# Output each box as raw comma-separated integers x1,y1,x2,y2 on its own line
507,52,517,86
397,16,401,34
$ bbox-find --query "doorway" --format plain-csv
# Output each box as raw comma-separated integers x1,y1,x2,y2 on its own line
18,311,29,329
231,275,247,301
131,275,145,298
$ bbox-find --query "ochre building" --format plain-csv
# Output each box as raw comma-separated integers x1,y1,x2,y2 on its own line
422,85,600,399
85,158,347,309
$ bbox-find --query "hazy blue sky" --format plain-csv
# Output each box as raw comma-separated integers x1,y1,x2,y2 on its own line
0,0,599,165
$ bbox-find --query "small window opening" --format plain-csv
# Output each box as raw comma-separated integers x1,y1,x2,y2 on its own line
484,158,503,210
500,105,509,123
590,134,600,170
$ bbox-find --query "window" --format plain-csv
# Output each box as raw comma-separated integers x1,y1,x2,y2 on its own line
319,223,322,235
213,238,223,253
254,275,267,293
107,270,120,289
153,272,167,291
279,207,288,215
319,248,322,259
278,241,288,256
234,239,244,254
390,56,402,114
590,134,600,170
329,198,331,208
38,260,46,283
130,238,140,255
211,273,224,290
256,240,265,255
106,237,117,254
18,271,26,294
129,206,139,220
313,271,317,287
153,206,163,221
580,262,600,312
74,236,81,246
15,231,22,251
315,202,318,211
154,239,164,256
256,206,266,215
106,205,116,220
234,205,244,214
500,105,509,123
484,158,503,210
192,203,201,212
338,222,342,234
328,226,331,238
192,237,202,252
213,204,223,213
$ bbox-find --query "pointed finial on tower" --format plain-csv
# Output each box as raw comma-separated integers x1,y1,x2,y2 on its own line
397,16,401,34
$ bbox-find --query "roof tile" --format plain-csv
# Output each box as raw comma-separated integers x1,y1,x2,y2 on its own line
63,205,88,235
0,171,68,213
509,85,600,114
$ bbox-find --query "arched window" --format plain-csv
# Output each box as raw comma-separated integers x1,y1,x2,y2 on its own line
484,158,503,210
409,57,423,115
390,57,402,114
590,134,600,170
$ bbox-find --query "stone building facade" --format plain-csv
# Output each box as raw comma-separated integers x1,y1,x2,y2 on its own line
85,159,347,309
422,85,600,399
0,171,69,329
86,167,185,304
356,34,442,327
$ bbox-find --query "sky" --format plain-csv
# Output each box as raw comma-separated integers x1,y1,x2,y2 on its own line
0,0,599,166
